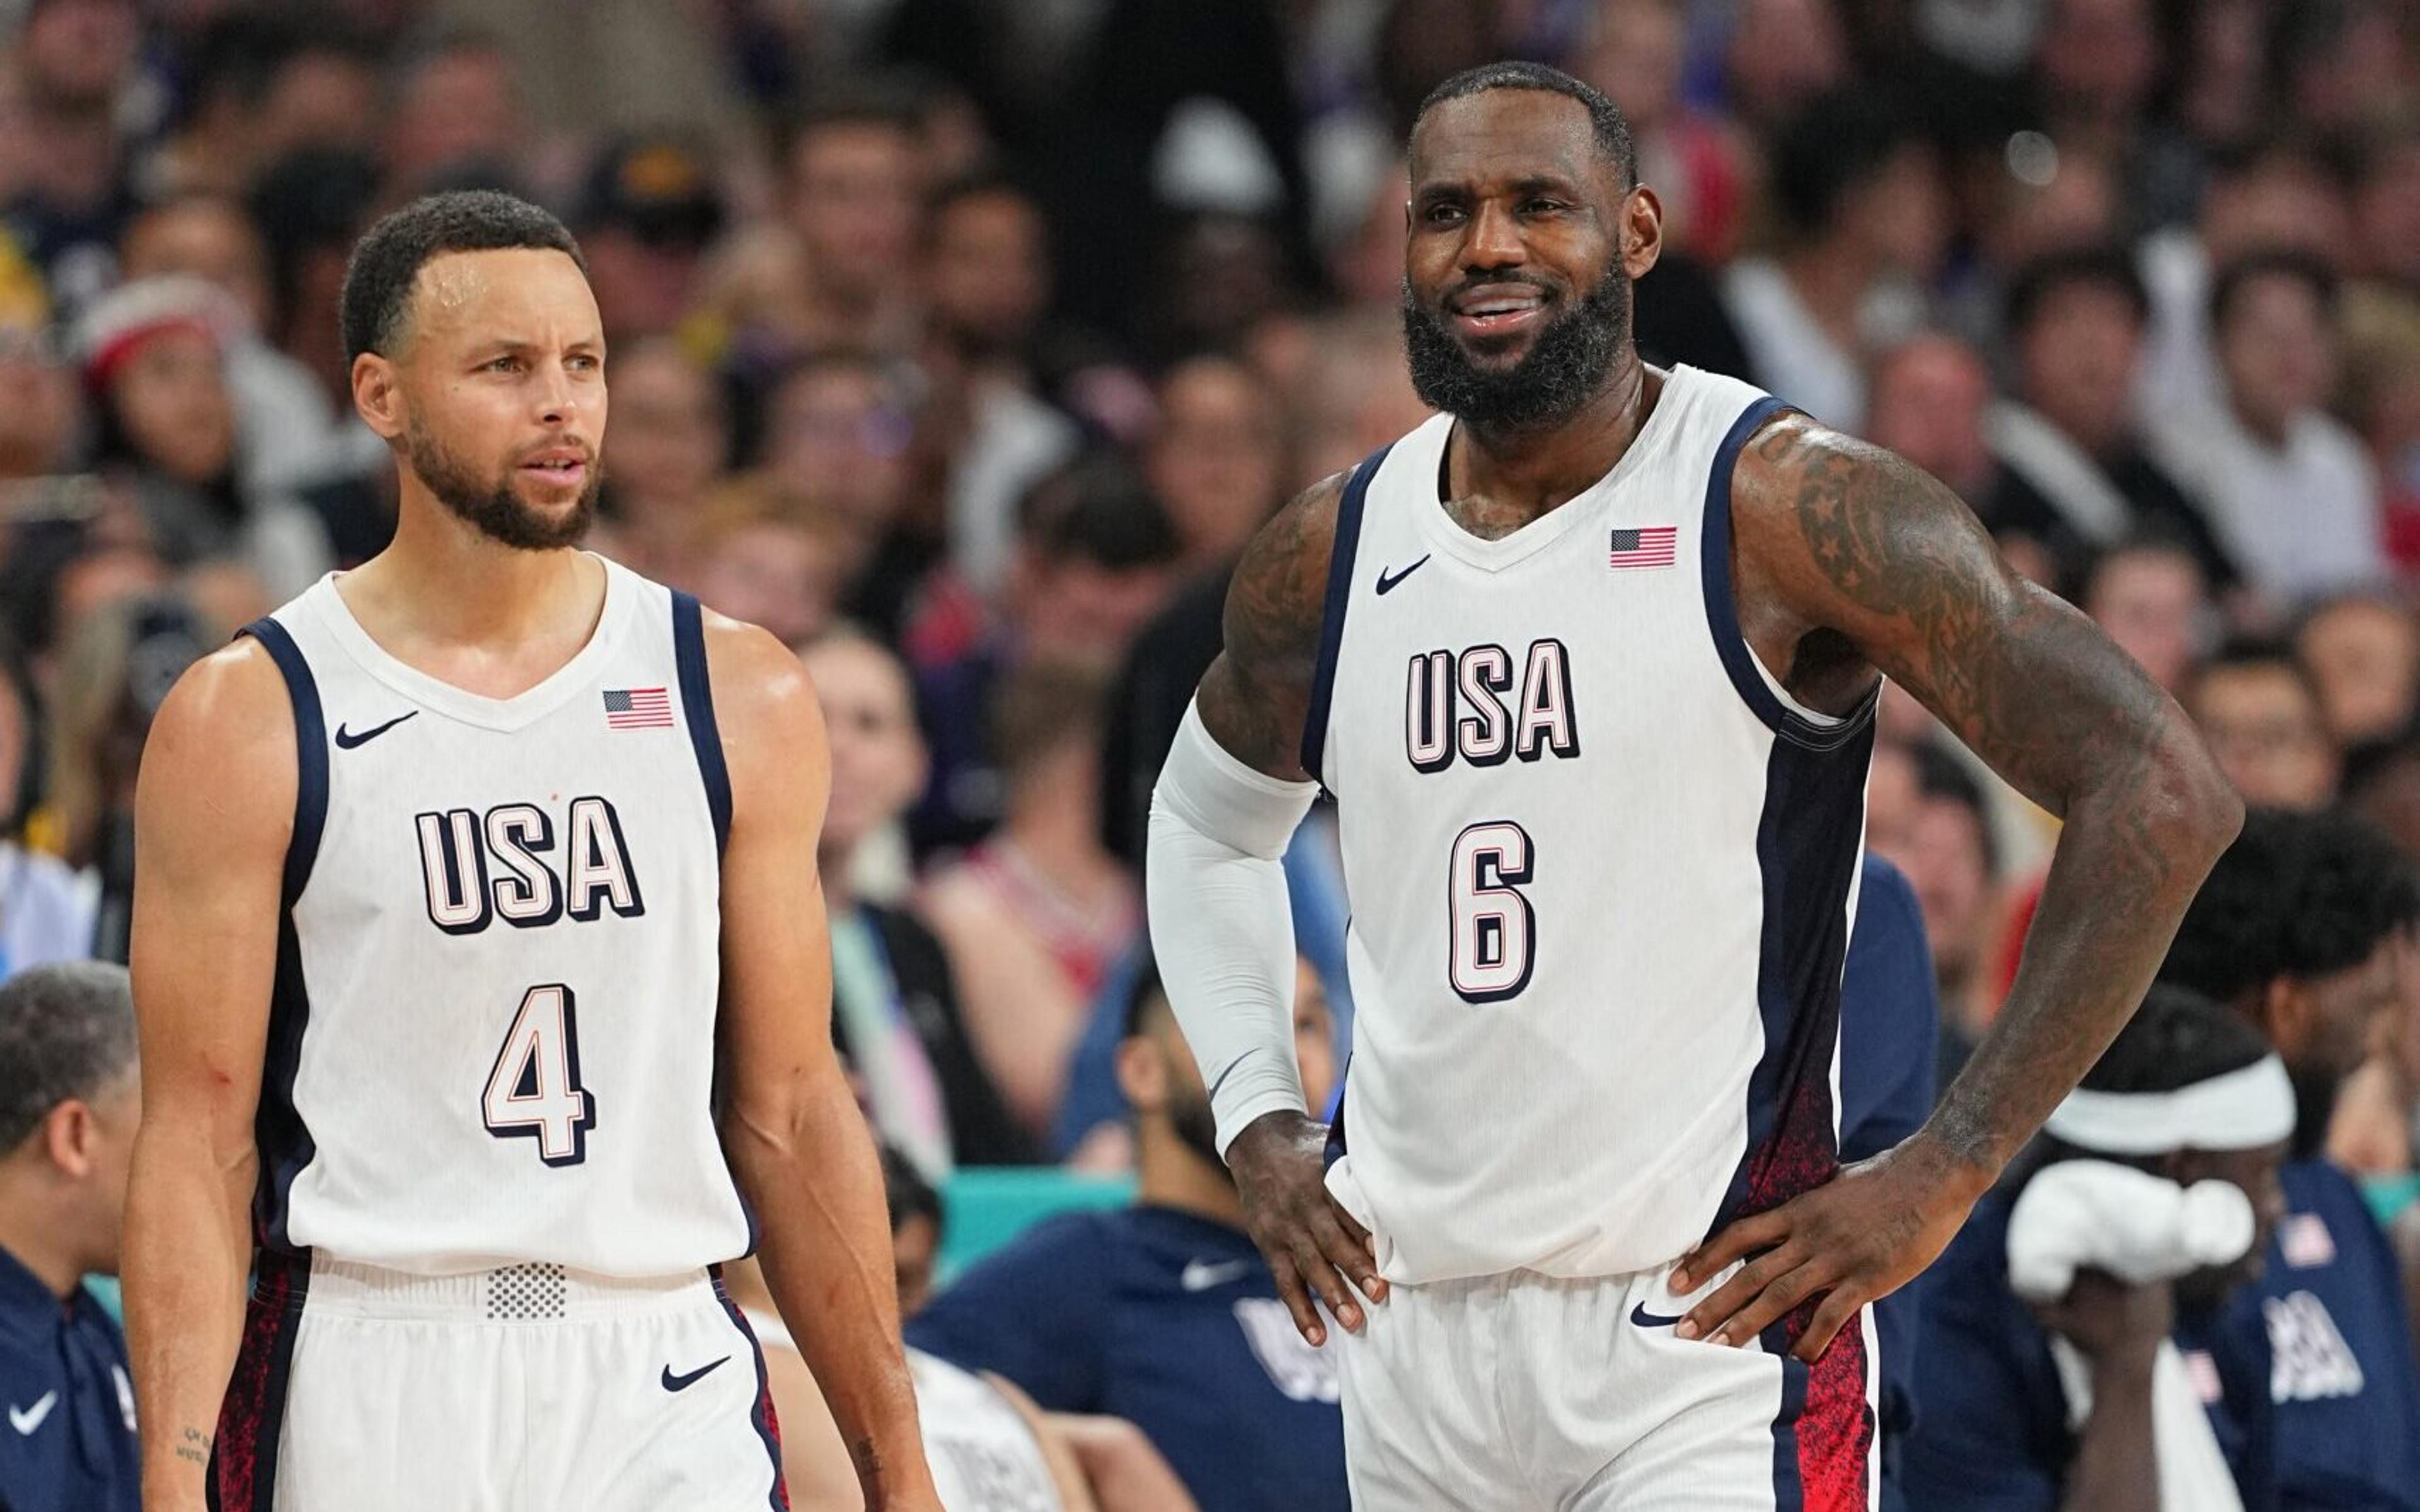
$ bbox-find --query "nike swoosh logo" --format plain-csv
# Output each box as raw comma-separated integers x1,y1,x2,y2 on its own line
9,1391,57,1435
1629,1303,1685,1329
1182,1259,1255,1292
1374,555,1431,595
661,1356,731,1392
333,711,419,749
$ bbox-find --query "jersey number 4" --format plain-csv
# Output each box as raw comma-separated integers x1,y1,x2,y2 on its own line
1449,821,1536,1003
481,983,597,1166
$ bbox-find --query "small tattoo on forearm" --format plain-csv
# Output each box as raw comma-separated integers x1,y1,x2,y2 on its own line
850,1434,885,1487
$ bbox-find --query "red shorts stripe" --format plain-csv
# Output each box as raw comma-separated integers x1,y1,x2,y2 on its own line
209,1252,309,1512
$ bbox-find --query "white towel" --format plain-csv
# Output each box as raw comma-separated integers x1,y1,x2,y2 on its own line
2005,1161,2255,1512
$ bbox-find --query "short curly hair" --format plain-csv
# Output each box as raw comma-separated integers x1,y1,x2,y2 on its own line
338,189,585,364
2160,806,2419,1005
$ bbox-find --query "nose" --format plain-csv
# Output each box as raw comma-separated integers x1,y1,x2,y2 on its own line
533,358,584,427
1463,199,1525,272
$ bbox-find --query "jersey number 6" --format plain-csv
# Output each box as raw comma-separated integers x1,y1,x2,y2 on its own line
1449,821,1536,1004
482,983,597,1166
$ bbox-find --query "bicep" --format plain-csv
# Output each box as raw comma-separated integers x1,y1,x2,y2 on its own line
1743,422,2179,818
1193,473,1347,782
128,650,294,1141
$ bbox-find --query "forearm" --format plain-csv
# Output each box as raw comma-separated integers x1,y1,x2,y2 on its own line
1145,702,1317,1151
732,1071,931,1503
123,1128,253,1508
2061,1351,2160,1512
1923,745,2239,1181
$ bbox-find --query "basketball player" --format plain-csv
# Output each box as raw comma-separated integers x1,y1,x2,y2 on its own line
1145,63,2244,1508
119,192,941,1511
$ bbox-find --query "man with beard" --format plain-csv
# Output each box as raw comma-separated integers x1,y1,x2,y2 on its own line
906,955,1349,1512
1144,62,2241,1508
119,192,942,1512
2159,808,2420,1511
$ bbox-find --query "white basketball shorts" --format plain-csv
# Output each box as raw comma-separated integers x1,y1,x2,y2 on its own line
209,1252,786,1511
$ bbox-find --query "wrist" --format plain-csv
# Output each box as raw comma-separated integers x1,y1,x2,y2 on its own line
2085,1340,2164,1381
1903,1123,1999,1207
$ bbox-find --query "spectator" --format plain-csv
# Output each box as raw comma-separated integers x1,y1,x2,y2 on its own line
802,629,1030,1175
47,593,207,963
2160,808,2420,1511
1984,248,2237,590
685,488,843,653
755,351,923,636
0,299,77,484
2295,592,2420,748
921,662,1139,1141
1864,332,1997,504
0,961,141,1512
0,639,95,974
1285,306,1431,491
2182,640,2341,811
572,136,725,346
1144,355,1286,575
598,338,730,585
71,277,331,598
1719,0,1850,135
380,30,527,198
0,0,144,311
1867,740,2004,1087
908,954,1348,1512
725,1145,1200,1511
2150,251,2383,607
2075,536,2211,696
1905,985,2290,1510
1722,89,1948,430
782,94,931,357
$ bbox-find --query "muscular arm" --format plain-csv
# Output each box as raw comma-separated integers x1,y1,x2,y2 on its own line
1736,418,2240,1177
122,644,294,1512
1679,418,2240,1356
705,617,937,1510
1192,472,1344,779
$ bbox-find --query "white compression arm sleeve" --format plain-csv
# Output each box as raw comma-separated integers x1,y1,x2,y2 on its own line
1146,700,1321,1155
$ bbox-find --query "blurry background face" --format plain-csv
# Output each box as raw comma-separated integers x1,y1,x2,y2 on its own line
604,344,725,509
2085,549,2206,693
1146,357,1284,564
765,364,911,531
2020,284,2141,451
790,122,926,304
1900,798,1995,983
1865,337,1991,495
802,636,928,861
120,200,272,333
930,188,1048,357
2298,600,2420,745
0,319,72,478
693,519,838,650
21,0,138,106
2220,275,2335,433
1848,144,1950,280
112,328,234,484
2191,663,2340,810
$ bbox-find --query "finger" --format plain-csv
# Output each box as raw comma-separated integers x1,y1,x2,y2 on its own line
1673,1208,1793,1293
1793,1288,1864,1364
1328,1194,1375,1248
1676,1246,1797,1342
1706,1261,1831,1349
1267,1250,1326,1346
1314,1203,1389,1303
1291,1234,1364,1334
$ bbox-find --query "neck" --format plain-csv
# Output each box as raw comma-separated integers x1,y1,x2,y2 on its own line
1454,353,1658,518
1005,781,1105,889
1134,1122,1245,1227
2230,398,2295,450
348,482,597,646
0,1182,83,1299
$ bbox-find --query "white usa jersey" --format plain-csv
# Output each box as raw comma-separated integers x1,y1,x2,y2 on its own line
1311,366,1874,1285
242,556,751,1276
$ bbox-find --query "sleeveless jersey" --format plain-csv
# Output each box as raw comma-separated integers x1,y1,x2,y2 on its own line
242,556,751,1276
1310,366,1876,1285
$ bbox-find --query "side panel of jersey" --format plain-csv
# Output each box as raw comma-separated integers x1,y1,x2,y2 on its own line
1316,368,1873,1283
251,561,750,1275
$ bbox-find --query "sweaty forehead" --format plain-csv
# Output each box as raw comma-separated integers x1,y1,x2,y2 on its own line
1410,90,1607,195
401,248,596,352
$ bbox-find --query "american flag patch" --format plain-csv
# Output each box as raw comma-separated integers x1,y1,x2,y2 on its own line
1609,526,1678,570
2281,1213,2336,1269
603,687,674,730
2182,1349,2225,1404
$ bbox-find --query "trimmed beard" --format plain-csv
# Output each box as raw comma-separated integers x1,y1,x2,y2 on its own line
1401,253,1630,431
405,416,599,551
1168,1082,1228,1172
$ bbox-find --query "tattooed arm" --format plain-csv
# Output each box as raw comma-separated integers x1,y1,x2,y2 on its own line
1674,415,2242,1360
1192,472,1345,779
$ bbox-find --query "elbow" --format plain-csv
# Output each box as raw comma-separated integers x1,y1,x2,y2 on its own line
2144,723,2244,870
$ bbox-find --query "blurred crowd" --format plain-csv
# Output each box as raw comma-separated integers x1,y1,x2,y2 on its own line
9,0,2420,1507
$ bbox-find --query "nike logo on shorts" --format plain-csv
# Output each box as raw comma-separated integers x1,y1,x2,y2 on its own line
1628,1302,1685,1329
661,1356,731,1392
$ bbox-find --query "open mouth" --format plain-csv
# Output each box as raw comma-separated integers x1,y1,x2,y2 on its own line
1451,287,1549,339
519,451,590,488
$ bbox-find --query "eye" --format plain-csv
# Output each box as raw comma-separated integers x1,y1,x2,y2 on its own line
485,355,523,374
568,354,601,374
1421,202,1465,226
1521,198,1565,217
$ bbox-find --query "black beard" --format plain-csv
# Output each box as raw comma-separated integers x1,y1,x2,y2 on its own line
1168,1086,1228,1172
406,418,599,551
1402,258,1629,430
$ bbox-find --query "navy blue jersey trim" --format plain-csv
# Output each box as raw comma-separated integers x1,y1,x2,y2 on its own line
238,619,326,905
710,1266,790,1510
1698,400,1878,752
1300,444,1392,785
671,592,733,856
236,619,326,1257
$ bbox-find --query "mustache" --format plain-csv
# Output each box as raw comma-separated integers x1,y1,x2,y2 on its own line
1440,274,1561,309
514,437,597,465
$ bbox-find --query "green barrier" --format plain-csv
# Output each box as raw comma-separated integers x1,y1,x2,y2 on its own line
936,1167,1135,1285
